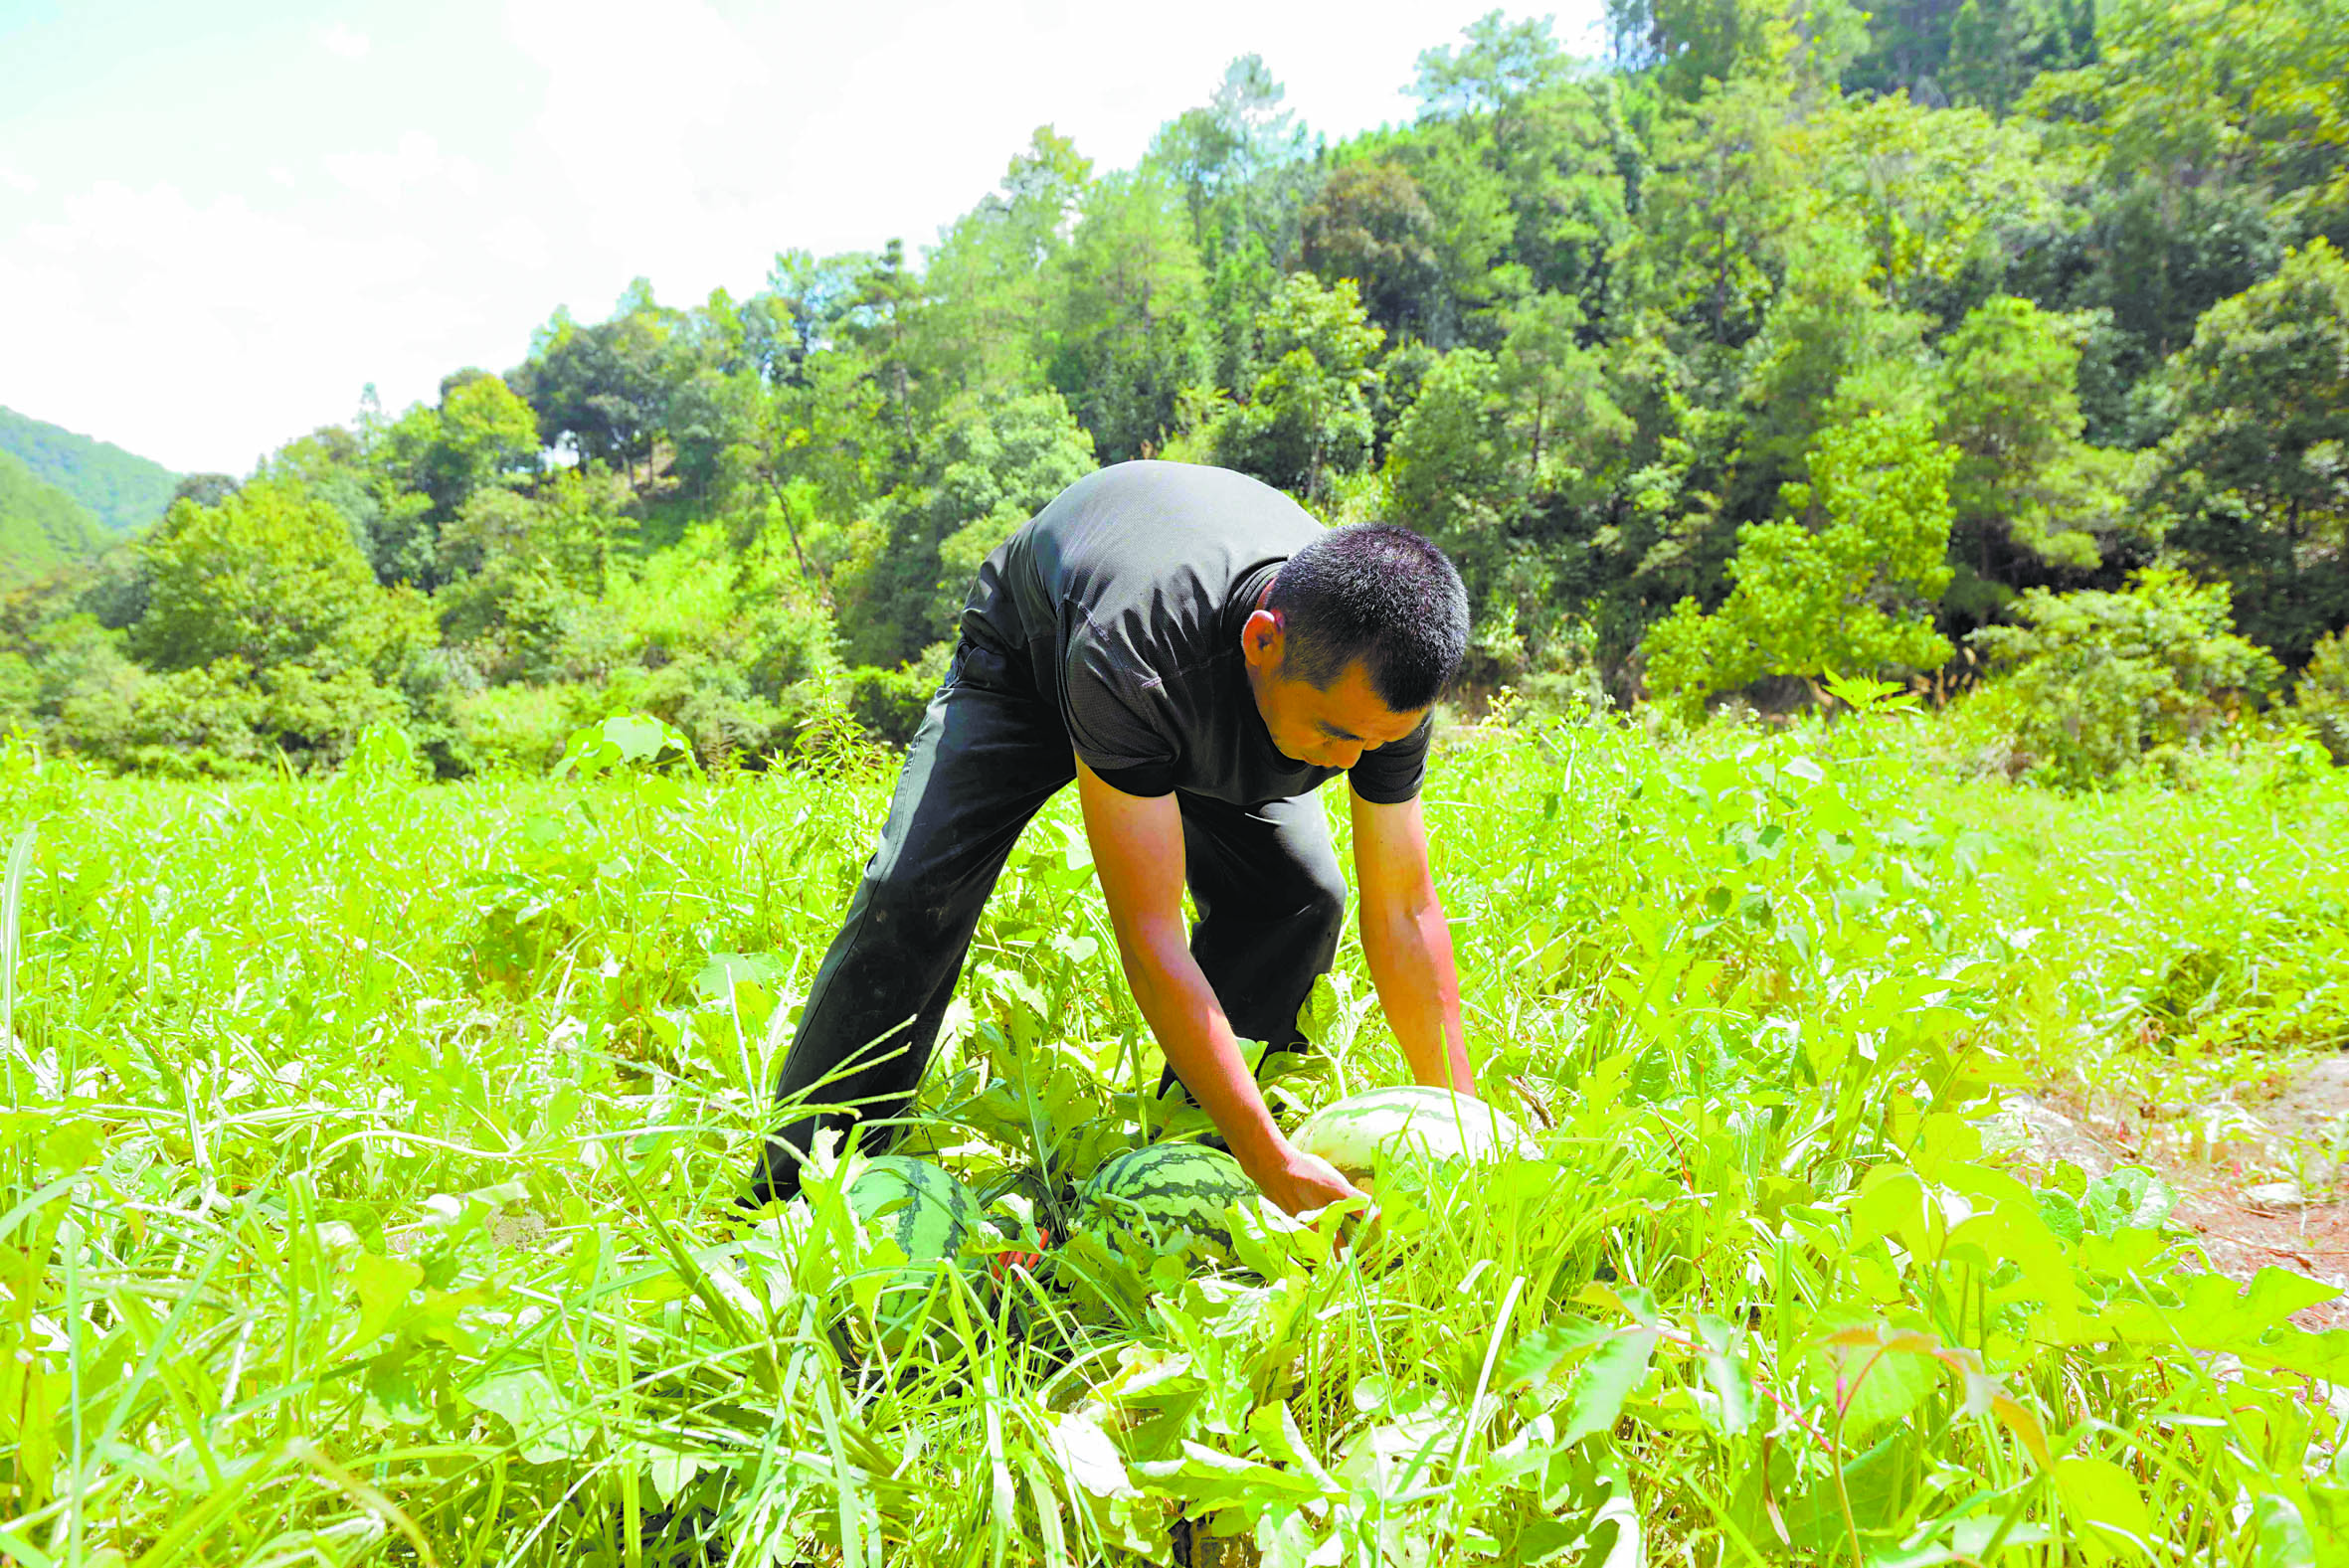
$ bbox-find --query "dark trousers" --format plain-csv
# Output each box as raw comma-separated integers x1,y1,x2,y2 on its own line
756,637,1345,1201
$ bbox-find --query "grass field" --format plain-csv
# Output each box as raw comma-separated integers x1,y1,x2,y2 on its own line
3,708,2346,1565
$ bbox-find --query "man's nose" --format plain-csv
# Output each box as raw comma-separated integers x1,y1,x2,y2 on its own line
1330,743,1363,770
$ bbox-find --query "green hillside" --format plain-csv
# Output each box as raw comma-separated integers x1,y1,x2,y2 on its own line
0,448,108,583
0,405,178,533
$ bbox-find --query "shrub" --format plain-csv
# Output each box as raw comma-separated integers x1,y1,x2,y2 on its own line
597,654,812,768
844,664,935,747
452,683,596,776
1645,410,1958,719
2298,628,2349,764
1968,569,2281,786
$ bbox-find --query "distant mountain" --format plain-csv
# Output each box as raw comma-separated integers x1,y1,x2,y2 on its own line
0,406,179,534
0,450,108,585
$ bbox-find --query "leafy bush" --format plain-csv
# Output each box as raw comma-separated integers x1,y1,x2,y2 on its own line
2299,627,2349,764
1968,569,2281,786
597,653,813,767
451,681,595,774
845,662,935,746
1644,410,1958,718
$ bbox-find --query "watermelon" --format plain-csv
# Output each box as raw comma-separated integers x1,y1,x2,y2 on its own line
1293,1087,1536,1185
1076,1142,1259,1265
846,1154,980,1261
836,1155,981,1358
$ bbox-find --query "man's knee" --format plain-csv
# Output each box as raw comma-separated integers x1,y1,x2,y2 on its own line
1292,852,1347,946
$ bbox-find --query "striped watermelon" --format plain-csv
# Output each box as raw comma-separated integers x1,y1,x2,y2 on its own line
1076,1143,1258,1265
846,1154,979,1262
1294,1087,1536,1184
838,1155,981,1358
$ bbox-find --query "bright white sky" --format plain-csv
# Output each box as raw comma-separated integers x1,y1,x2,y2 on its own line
0,0,1597,476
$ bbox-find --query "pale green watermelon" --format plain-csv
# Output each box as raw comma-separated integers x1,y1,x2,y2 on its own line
846,1154,980,1261
1077,1142,1258,1265
1294,1087,1536,1184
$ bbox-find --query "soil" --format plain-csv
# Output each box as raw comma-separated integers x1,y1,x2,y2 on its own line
1993,1053,2349,1332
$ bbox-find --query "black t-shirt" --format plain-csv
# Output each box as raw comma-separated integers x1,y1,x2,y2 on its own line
960,461,1430,807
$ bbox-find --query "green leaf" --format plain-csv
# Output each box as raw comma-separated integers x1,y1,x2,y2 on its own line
347,1253,423,1348
1558,1326,1661,1448
38,1119,100,1171
1497,1319,1613,1391
465,1367,595,1463
694,950,787,1001
1822,1335,1938,1439
2052,1456,2157,1561
1048,1409,1138,1500
648,1446,705,1505
1852,1166,1931,1249
2083,1165,2176,1232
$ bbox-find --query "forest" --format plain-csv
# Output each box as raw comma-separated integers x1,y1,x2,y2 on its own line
2,0,2345,780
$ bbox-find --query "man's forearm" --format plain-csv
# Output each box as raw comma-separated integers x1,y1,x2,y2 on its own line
1109,910,1286,1171
1361,893,1471,1092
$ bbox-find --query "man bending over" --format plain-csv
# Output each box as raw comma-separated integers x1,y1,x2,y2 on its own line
757,460,1473,1218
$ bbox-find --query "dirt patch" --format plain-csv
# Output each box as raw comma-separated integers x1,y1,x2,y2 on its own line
2168,1185,2349,1330
2258,1055,2349,1159
1990,1052,2349,1332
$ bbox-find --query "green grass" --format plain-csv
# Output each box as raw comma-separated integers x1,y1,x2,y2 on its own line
2,711,2345,1564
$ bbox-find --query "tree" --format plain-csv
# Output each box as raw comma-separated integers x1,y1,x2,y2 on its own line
1619,70,1806,359
2013,0,2349,429
1935,295,2130,618
130,477,393,673
1839,0,2095,111
1373,117,1519,343
1147,55,1311,261
170,474,239,510
1804,93,2057,315
1609,0,1867,99
429,372,540,511
1051,172,1210,461
759,251,871,386
1385,347,1522,607
517,283,681,483
842,239,933,464
1730,223,1934,523
1941,0,2097,110
1405,15,1633,330
0,451,106,585
2025,0,2349,240
833,391,1097,668
1645,409,1958,712
1495,292,1631,491
433,471,633,686
922,127,1094,398
2146,240,2349,663
1300,162,1443,340
1381,298,1632,662
1413,11,1574,139
1202,275,1385,502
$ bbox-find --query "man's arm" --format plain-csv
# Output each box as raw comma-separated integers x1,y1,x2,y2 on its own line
1350,786,1473,1093
1074,759,1362,1217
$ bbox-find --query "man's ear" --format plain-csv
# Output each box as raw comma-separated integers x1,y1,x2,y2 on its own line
1241,608,1283,669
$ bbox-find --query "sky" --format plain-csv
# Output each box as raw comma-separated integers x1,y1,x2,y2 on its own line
0,0,1600,477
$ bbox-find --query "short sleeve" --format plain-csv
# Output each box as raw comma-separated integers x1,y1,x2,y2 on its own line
1347,714,1432,804
1062,622,1178,795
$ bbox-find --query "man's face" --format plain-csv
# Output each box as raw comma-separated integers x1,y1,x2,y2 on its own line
1241,610,1426,771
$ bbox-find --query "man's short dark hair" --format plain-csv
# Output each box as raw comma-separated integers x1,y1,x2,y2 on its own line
1268,525,1469,713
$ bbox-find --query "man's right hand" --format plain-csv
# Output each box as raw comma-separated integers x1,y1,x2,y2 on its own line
1242,1137,1371,1223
